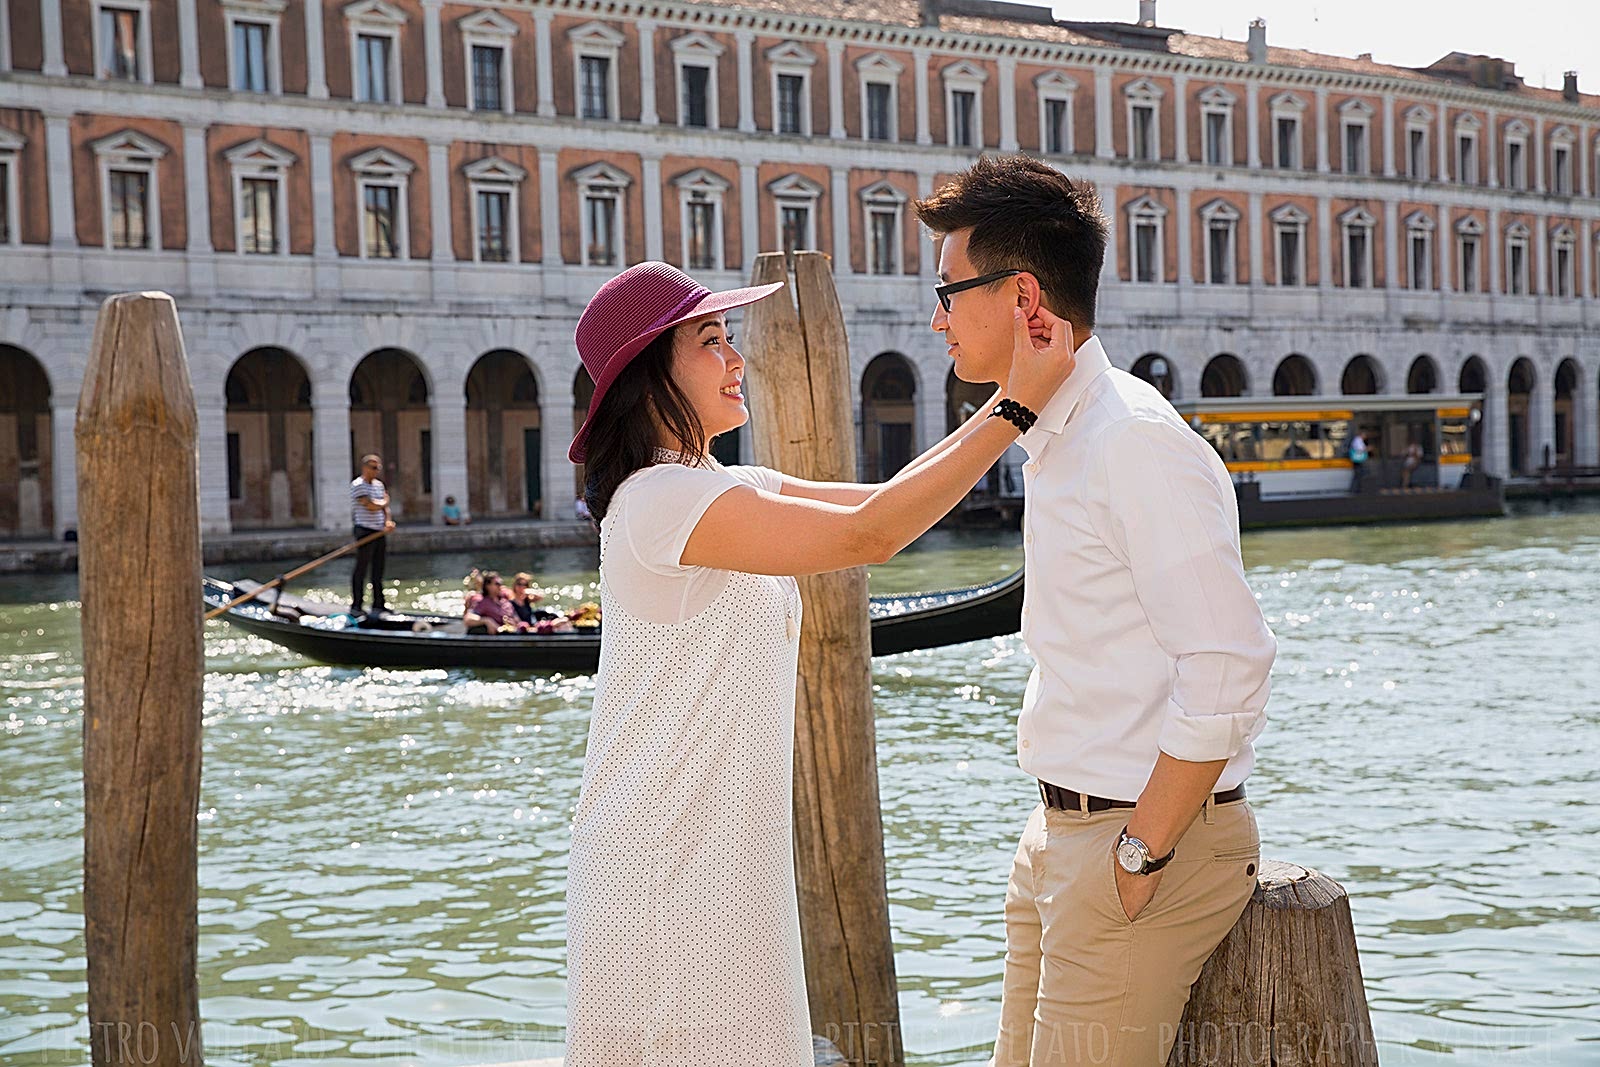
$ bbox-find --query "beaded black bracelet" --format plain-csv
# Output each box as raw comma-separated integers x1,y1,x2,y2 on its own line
988,398,1038,433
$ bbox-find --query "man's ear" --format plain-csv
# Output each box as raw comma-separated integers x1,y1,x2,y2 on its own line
1014,272,1044,317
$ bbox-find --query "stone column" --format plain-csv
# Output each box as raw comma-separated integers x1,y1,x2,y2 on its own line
1527,362,1557,472
1099,179,1118,290
1245,78,1261,169
1486,107,1499,187
534,11,555,118
539,153,561,266
1094,66,1113,158
831,166,851,274
428,140,454,297
310,133,339,290
177,0,203,88
1534,214,1548,296
544,379,576,517
997,56,1018,152
423,0,445,108
430,384,468,523
1314,86,1330,173
1383,199,1398,291
740,161,758,271
1316,195,1333,291
1437,104,1449,180
195,390,233,535
1576,362,1600,466
41,0,66,76
1484,369,1509,479
305,0,328,99
44,110,80,287
1381,92,1396,177
1580,122,1591,197
735,31,755,134
1533,116,1545,192
638,20,658,125
1247,190,1263,287
1172,72,1188,164
183,123,215,294
914,47,932,146
1487,205,1501,299
1175,188,1193,285
312,378,352,531
917,171,936,279
827,41,845,139
51,389,79,538
642,155,664,261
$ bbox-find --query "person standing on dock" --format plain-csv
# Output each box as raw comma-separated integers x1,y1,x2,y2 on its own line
561,261,1077,1066
916,156,1277,1067
349,453,394,615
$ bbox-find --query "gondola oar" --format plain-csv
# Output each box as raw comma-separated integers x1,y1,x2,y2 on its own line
203,528,389,620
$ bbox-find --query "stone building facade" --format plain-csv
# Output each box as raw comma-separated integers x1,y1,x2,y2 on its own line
1,0,1598,538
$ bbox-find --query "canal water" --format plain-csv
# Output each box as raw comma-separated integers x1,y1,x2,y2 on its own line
2,502,1597,1066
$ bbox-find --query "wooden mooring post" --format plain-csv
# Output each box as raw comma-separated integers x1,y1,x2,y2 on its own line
1170,860,1378,1066
743,251,903,1067
77,292,206,1067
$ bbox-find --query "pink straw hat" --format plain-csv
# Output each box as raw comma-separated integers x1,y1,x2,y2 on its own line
568,261,784,464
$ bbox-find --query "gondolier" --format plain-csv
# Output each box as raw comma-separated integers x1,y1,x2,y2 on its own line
350,454,395,615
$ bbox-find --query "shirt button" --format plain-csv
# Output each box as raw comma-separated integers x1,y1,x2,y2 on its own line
1021,739,1032,749
1025,462,1040,474
1024,531,1034,545
1021,607,1030,622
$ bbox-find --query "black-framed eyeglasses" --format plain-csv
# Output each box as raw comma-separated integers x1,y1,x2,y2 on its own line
934,269,1022,313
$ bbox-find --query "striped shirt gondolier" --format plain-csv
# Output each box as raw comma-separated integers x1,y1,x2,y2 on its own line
351,478,388,530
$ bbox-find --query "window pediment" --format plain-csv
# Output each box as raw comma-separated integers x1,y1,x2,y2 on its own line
1404,210,1437,231
942,59,988,84
1126,194,1168,217
1338,98,1374,117
1269,91,1306,113
1199,198,1240,221
1404,104,1434,124
0,127,28,152
860,180,907,204
1453,112,1482,131
1504,118,1530,138
459,9,517,38
344,0,405,26
1455,216,1483,235
91,129,169,162
572,161,631,188
1549,124,1576,144
1034,70,1078,93
855,51,904,76
672,167,731,193
1269,203,1310,225
670,32,725,59
1551,224,1576,242
1505,221,1530,239
768,173,823,199
222,0,288,14
766,41,816,67
223,137,297,169
567,20,624,49
1198,85,1236,108
463,155,527,183
1339,206,1376,227
348,146,415,176
1124,77,1163,100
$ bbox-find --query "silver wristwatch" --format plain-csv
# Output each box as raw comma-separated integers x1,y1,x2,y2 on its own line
1115,827,1175,876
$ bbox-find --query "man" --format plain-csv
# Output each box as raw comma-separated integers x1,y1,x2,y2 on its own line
350,453,395,615
914,156,1276,1066
1349,431,1370,492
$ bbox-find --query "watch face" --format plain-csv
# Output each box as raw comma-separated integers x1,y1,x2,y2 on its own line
1116,838,1145,873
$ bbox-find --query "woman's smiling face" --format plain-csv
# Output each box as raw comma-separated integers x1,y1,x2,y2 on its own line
668,312,747,446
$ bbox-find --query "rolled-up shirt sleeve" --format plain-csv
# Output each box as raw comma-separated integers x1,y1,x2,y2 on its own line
1092,416,1276,763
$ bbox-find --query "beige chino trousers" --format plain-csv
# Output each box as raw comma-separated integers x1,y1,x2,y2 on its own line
990,797,1260,1067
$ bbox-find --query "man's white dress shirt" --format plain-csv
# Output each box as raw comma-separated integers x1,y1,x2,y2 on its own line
1015,335,1275,801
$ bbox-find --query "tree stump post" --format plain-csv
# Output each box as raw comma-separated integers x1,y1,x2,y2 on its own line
743,251,903,1067
1168,860,1378,1066
77,292,206,1067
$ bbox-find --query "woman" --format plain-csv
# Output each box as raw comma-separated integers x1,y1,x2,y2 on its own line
462,570,525,633
563,261,1073,1065
508,571,545,625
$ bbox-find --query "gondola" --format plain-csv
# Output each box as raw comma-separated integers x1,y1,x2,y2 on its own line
201,569,1024,672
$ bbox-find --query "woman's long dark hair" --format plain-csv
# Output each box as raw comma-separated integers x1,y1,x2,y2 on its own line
582,327,708,522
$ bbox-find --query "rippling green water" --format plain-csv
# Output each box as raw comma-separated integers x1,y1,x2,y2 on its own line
3,505,1598,1066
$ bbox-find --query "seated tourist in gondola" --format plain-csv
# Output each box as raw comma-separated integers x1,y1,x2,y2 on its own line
509,572,546,625
463,571,528,633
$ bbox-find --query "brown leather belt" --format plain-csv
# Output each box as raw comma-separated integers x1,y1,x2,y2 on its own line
1038,780,1245,813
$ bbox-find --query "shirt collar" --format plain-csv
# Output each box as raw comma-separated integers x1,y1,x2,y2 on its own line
1020,334,1112,453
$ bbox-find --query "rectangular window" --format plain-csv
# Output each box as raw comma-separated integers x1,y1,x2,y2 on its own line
1132,104,1154,161
1134,220,1157,283
1506,142,1523,189
1344,124,1366,173
1508,241,1525,294
951,90,976,147
777,74,804,135
1553,146,1572,194
1346,228,1368,288
1044,99,1069,154
240,176,278,254
1457,135,1476,184
1207,220,1232,284
580,55,610,120
356,33,392,103
866,82,892,141
477,188,510,262
1408,129,1428,179
1460,235,1479,291
1409,234,1429,289
1555,245,1572,297
99,7,140,80
1205,111,1228,165
687,199,715,270
1276,116,1298,169
1278,227,1301,286
362,183,400,258
108,168,149,249
471,44,504,111
781,205,809,255
0,160,10,244
869,209,896,274
682,65,710,128
226,432,242,500
233,20,271,92
585,194,617,266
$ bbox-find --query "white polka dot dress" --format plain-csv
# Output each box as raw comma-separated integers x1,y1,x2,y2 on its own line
564,459,811,1067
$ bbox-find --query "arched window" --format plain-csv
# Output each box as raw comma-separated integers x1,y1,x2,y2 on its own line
1200,354,1248,398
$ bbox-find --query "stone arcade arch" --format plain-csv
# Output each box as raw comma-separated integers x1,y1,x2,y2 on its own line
1406,355,1440,395
225,347,315,529
1554,358,1579,468
1506,357,1536,475
1458,356,1488,460
1200,353,1248,398
349,348,433,522
861,353,917,480
0,345,52,539
1130,353,1177,399
1340,354,1384,395
1271,354,1317,396
466,350,543,518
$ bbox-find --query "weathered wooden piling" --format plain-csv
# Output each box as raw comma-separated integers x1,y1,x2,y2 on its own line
1169,860,1378,1066
743,251,904,1067
77,292,206,1067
